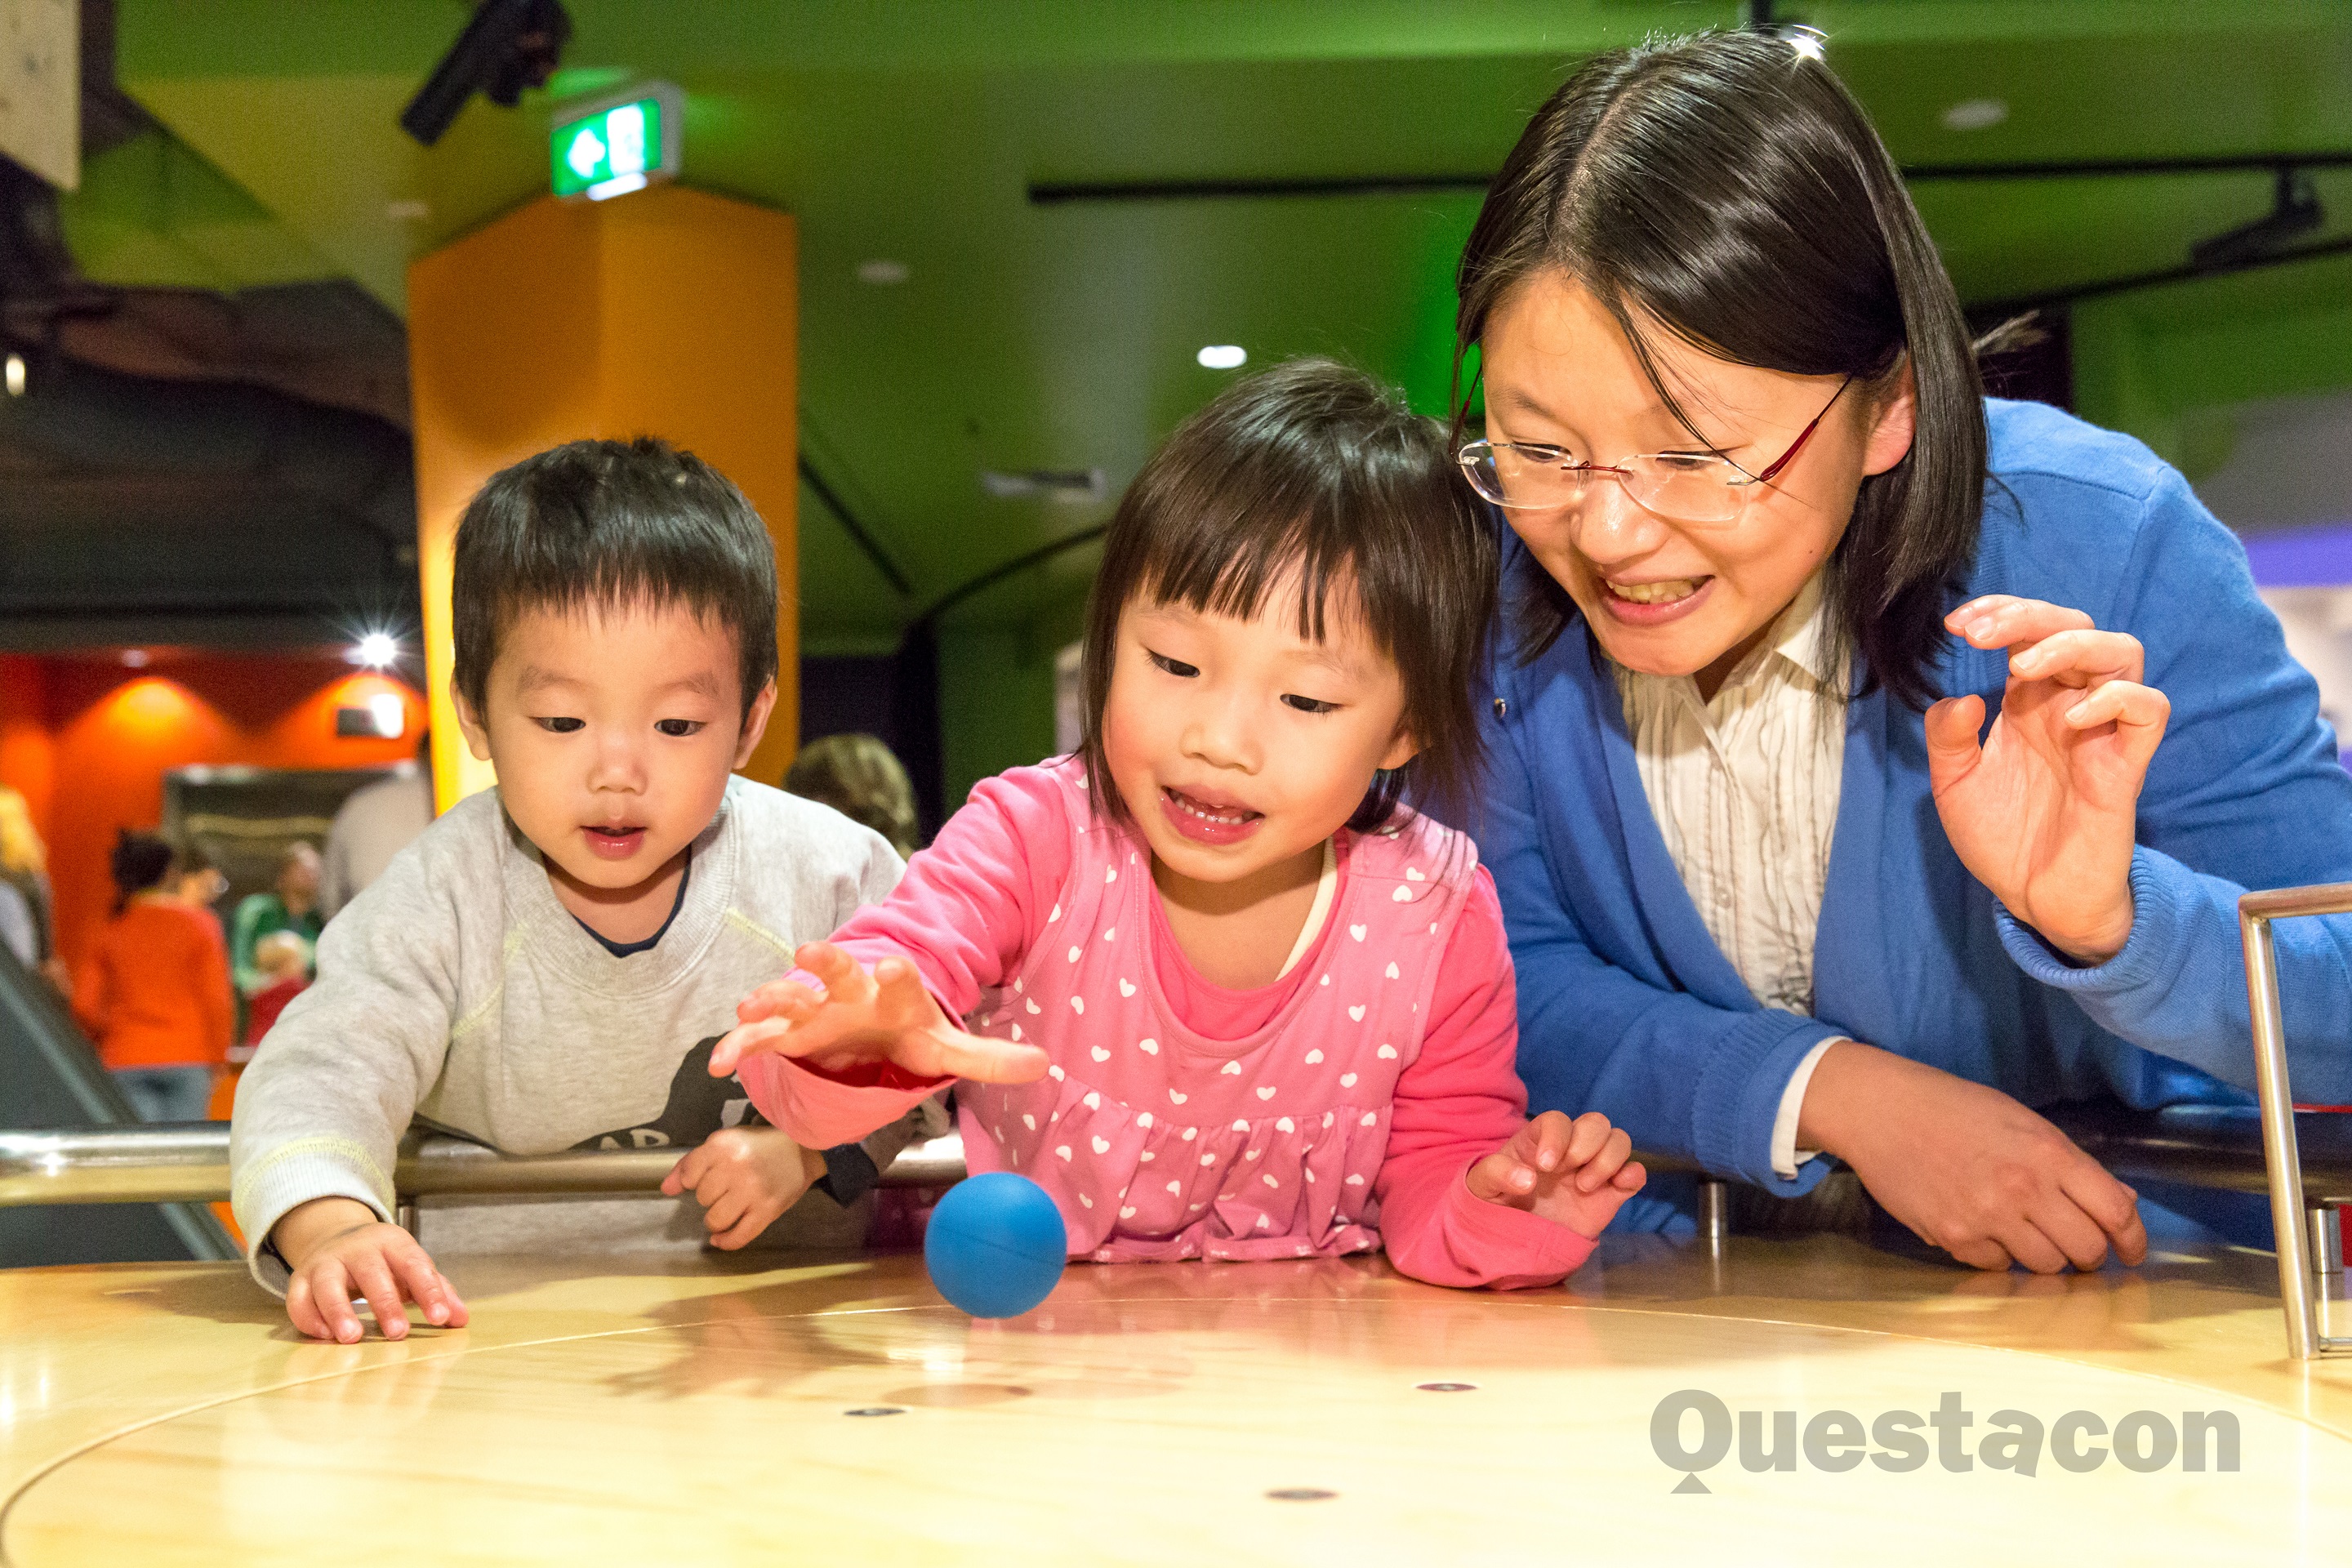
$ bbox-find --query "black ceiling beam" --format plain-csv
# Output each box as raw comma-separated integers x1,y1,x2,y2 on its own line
1975,229,2352,318
1028,151,2352,207
798,452,913,598
915,525,1107,628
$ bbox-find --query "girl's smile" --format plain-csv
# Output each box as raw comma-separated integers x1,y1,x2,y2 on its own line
1159,784,1263,846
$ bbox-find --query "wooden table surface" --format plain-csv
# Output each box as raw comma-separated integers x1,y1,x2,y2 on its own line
7,1234,2352,1565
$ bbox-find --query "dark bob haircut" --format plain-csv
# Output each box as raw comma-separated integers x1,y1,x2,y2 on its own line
452,437,778,721
1456,29,1987,710
1078,359,1495,834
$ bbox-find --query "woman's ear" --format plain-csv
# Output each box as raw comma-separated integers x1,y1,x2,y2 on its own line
1860,358,1918,478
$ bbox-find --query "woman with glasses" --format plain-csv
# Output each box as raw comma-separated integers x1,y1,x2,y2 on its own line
1463,30,2352,1272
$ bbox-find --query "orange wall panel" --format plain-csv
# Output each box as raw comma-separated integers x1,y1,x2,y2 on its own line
14,655,425,970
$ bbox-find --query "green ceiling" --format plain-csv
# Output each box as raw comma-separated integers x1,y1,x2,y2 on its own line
78,0,2352,653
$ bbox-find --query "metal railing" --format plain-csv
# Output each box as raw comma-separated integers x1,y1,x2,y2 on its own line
0,1126,972,1211
2240,880,2352,1360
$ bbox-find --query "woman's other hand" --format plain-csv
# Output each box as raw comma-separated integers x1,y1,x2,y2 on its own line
1797,1040,2147,1272
1927,595,2170,964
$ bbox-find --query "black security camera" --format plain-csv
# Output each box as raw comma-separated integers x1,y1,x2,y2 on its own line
399,0,573,148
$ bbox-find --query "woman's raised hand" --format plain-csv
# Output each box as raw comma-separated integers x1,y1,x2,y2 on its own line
709,941,1051,1085
1925,595,2170,964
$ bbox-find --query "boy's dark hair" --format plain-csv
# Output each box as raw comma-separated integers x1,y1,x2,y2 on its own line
1078,359,1495,834
452,437,778,720
1455,30,1986,710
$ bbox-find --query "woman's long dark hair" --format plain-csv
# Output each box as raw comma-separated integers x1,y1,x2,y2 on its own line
1455,30,1987,709
109,831,173,915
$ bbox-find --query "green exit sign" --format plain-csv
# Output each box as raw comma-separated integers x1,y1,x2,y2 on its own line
550,83,683,201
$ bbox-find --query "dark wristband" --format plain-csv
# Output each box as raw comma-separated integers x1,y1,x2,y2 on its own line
815,1142,880,1206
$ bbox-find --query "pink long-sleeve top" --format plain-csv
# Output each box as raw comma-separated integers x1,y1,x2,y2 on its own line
741,760,1595,1290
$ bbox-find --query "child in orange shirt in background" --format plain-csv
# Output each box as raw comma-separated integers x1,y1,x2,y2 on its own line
74,831,234,1123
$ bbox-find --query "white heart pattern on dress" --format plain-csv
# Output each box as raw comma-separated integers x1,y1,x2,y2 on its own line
1349,924,1367,942
1263,1174,1280,1188
1169,1089,1187,1104
1106,866,1118,883
1391,886,1412,902
1304,1049,1324,1064
1200,1154,1216,1166
1385,961,1401,981
1022,1114,1037,1129
1027,999,1041,1014
1092,1136,1111,1154
1340,1073,1357,1088
1166,1180,1181,1193
1320,973,1330,987
1348,1005,1365,1022
1182,1126,1197,1140
1232,1120,1250,1131
1102,928,1116,942
1067,945,1082,963
1405,867,1425,882
1084,1092,1101,1109
1139,1038,1159,1054
1361,1112,1378,1126
1120,1206,1137,1218
1220,1060,1241,1075
1071,996,1085,1014
1049,904,1062,923
1346,1174,1365,1186
1119,978,1136,997
1276,1117,1294,1133
1046,1062,1062,1080
1091,1046,1111,1062
1137,1111,1153,1127
1255,1086,1276,1100
1011,1025,1023,1041
1078,1192,1093,1207
1378,1045,1398,1060
1055,1144,1071,1160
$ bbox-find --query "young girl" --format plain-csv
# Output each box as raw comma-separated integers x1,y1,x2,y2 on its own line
715,359,1643,1290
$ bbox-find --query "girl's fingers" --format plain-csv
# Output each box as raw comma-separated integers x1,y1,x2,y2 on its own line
2010,628,2145,687
736,979,822,1025
1527,1111,1574,1173
1464,1147,1527,1204
708,1018,795,1076
1613,1160,1649,1193
1563,1111,1615,1169
1576,1127,1634,1192
795,942,874,1004
929,1033,1054,1085
873,960,943,1024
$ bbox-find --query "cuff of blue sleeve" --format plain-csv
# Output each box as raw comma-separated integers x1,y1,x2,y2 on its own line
1690,1009,1844,1196
1994,844,2181,997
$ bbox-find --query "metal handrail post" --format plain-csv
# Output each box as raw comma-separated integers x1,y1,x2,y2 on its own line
2238,880,2352,1361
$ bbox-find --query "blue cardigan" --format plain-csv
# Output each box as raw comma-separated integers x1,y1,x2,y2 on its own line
1480,399,2352,1201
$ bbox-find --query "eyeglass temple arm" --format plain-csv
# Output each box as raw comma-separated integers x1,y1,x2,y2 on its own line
1751,376,1853,485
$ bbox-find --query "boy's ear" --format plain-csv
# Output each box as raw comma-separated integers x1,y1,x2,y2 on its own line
730,679,779,771
1377,727,1421,773
449,675,495,763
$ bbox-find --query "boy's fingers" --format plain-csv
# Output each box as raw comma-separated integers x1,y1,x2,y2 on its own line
662,1146,707,1196
390,1244,462,1327
348,1256,412,1341
711,1199,782,1250
311,1264,363,1344
284,1275,327,1340
700,1187,750,1236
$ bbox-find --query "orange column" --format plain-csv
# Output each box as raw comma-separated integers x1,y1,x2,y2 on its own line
408,188,799,808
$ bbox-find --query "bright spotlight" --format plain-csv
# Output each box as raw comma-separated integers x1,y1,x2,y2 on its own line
4,354,24,397
353,633,399,669
1196,345,1248,370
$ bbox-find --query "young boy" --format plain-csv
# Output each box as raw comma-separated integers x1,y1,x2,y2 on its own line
230,437,915,1343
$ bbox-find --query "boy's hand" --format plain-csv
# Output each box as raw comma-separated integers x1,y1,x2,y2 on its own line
1467,1111,1647,1239
274,1196,468,1343
662,1125,827,1250
709,942,1049,1085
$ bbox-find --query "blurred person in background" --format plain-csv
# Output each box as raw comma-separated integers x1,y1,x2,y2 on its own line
232,840,323,995
783,733,919,858
169,845,229,926
75,831,234,1122
0,784,68,990
321,731,435,920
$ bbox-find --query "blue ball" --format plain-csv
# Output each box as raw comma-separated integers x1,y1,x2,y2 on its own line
924,1172,1068,1319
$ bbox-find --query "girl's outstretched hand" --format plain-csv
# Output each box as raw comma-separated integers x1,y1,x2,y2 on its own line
709,941,1051,1085
1467,1110,1646,1239
1926,595,2170,965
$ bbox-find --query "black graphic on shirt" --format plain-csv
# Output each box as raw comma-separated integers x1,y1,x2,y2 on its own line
568,1036,760,1154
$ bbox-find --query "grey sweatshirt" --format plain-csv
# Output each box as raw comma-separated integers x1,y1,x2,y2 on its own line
229,775,910,1292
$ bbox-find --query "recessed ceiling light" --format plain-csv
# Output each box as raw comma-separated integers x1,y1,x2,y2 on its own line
980,468,1107,503
121,648,149,668
3,353,23,397
351,632,399,669
858,259,910,285
386,198,430,220
1941,98,2009,131
1196,345,1247,370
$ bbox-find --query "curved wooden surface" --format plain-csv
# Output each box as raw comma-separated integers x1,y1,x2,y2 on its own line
6,1236,2352,1565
